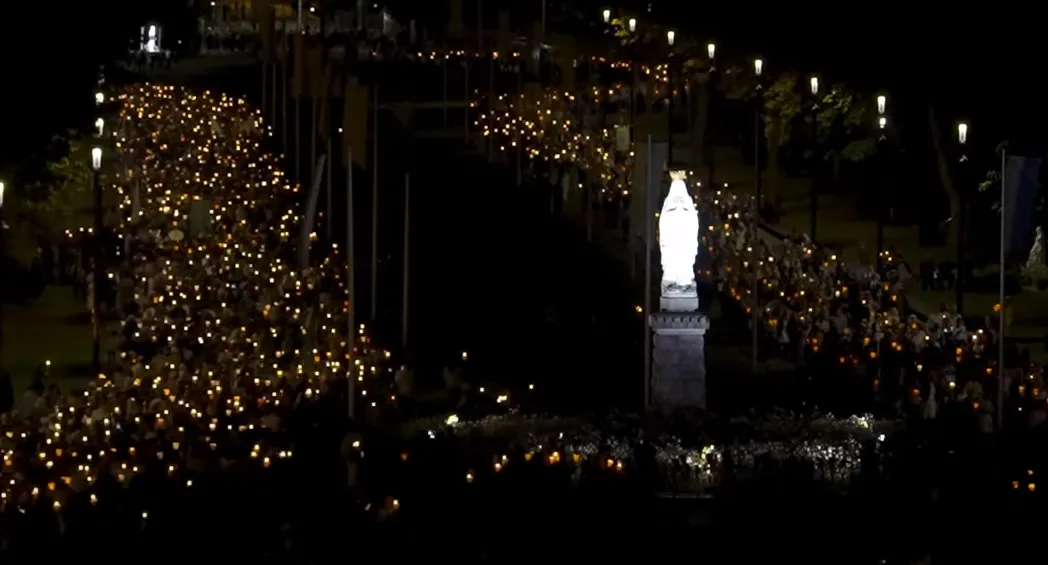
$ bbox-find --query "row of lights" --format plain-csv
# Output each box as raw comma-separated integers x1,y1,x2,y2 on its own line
600,7,977,137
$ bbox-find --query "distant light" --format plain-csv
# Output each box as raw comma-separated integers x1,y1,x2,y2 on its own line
957,122,968,144
810,76,819,96
876,95,886,115
91,147,102,170
666,30,675,47
602,9,610,23
628,18,636,32
707,43,716,60
0,181,5,209
95,92,105,105
754,58,763,77
879,116,887,129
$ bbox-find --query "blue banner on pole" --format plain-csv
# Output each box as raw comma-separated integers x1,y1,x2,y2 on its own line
1003,156,1042,254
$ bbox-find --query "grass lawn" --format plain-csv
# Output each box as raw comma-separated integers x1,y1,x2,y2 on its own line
2,285,107,394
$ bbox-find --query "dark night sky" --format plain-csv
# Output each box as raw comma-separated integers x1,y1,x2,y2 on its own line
0,0,193,170
2,1,1042,169
633,5,1045,151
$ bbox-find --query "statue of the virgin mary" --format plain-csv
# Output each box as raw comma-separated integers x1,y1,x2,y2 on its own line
658,171,699,296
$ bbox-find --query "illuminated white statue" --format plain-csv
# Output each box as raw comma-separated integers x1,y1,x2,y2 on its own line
659,171,699,296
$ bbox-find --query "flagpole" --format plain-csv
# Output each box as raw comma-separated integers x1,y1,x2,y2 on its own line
464,36,470,143
311,100,318,186
752,98,761,372
479,0,491,161
998,150,1006,429
443,50,448,127
586,175,593,241
326,136,333,240
262,61,268,121
270,61,277,127
295,55,302,181
347,146,356,420
643,135,652,411
516,65,522,186
488,46,495,163
402,172,410,349
370,84,379,322
282,53,289,155
540,0,546,37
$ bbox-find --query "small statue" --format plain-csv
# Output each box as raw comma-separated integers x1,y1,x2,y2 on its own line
658,171,699,296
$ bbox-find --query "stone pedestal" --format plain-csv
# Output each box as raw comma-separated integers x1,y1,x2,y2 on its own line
649,311,709,411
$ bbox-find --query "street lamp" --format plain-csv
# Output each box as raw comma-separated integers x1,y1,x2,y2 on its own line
90,147,103,376
751,57,764,373
753,57,764,207
0,181,4,375
955,121,969,313
95,117,105,137
874,93,890,271
626,18,638,136
602,9,610,23
95,92,105,106
808,75,820,241
666,31,676,161
705,42,719,190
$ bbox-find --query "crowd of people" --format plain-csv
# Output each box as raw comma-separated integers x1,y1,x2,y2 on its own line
705,189,1046,431
0,83,400,555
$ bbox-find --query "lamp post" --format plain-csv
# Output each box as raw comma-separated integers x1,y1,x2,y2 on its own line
809,75,819,241
875,94,888,272
666,30,675,162
626,18,638,141
998,145,1007,430
704,42,717,191
753,58,763,213
0,181,5,375
752,57,763,372
956,122,969,314
91,147,103,377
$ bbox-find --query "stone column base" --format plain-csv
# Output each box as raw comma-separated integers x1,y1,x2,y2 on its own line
649,312,709,411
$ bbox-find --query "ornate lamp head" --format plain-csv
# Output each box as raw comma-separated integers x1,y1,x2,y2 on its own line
669,170,688,182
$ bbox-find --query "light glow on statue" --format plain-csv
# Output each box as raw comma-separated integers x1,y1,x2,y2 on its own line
140,24,162,54
658,172,699,296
